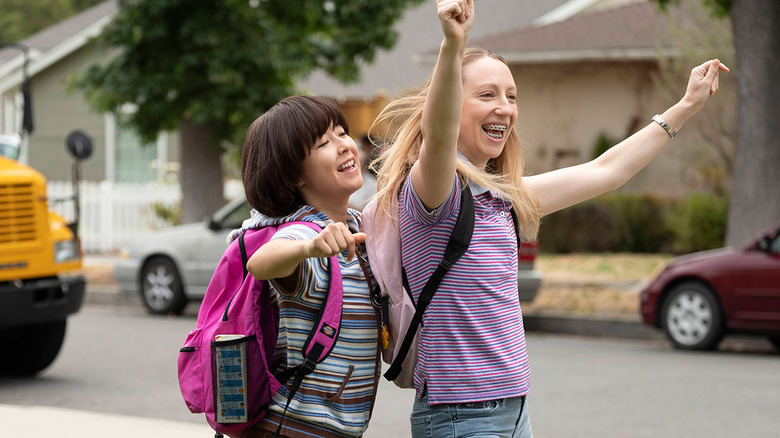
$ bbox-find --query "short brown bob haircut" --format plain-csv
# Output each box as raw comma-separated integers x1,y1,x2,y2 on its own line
242,95,349,217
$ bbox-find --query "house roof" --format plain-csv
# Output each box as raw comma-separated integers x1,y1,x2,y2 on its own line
1,0,116,59
1,0,572,100
5,0,641,100
0,0,117,93
300,0,572,100
463,0,685,64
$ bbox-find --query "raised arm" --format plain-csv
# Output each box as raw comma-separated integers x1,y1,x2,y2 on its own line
412,0,474,210
525,59,730,216
247,223,365,280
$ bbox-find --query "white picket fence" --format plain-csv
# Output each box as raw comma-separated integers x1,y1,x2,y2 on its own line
47,180,182,254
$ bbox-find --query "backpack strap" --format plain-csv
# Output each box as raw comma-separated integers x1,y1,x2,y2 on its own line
238,221,344,437
384,185,474,382
509,207,522,246
239,231,250,279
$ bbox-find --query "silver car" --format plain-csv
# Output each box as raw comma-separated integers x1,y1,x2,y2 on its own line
115,198,541,315
114,197,252,314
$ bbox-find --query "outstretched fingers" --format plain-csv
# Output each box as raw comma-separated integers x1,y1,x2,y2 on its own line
347,232,367,262
352,232,367,245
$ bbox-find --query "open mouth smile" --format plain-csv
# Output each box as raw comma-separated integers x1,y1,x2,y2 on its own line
483,124,508,139
337,159,356,172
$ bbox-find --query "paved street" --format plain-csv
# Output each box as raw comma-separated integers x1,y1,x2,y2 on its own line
1,304,777,438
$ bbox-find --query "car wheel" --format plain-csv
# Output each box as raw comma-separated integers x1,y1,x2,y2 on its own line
661,281,724,351
0,320,66,375
140,256,187,315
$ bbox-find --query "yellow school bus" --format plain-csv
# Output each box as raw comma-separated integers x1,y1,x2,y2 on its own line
0,133,87,375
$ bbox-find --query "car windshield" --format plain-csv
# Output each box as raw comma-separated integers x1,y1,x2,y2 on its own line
0,136,21,160
771,231,780,254
219,200,252,230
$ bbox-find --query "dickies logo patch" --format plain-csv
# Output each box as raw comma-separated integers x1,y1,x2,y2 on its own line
320,323,336,338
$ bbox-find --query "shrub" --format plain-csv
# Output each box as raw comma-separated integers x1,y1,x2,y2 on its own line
153,201,182,227
603,193,675,253
538,201,615,253
538,193,674,254
665,193,728,253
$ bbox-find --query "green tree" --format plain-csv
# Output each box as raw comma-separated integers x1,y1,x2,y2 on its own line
653,0,780,247
0,0,103,42
77,0,423,223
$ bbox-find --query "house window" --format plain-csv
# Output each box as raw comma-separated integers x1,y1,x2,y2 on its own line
105,110,168,183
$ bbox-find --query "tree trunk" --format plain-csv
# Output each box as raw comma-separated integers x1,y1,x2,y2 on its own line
725,0,780,247
179,120,225,224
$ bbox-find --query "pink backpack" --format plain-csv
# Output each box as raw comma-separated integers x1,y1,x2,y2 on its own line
362,187,474,388
177,222,343,438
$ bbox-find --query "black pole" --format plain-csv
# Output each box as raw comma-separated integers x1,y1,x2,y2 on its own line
69,161,80,238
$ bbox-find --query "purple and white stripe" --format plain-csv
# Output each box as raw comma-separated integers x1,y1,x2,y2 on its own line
399,175,531,404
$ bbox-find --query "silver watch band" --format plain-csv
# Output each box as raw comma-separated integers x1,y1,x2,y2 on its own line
652,114,677,138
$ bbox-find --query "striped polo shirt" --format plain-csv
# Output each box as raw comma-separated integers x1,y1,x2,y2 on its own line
230,206,380,437
399,173,530,404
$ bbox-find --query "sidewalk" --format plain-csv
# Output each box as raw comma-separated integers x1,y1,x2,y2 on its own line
0,404,213,438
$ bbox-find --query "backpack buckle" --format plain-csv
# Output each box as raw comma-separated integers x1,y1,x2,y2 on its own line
301,356,317,375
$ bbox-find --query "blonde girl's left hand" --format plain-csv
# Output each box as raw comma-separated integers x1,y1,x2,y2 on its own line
682,59,730,112
436,0,475,44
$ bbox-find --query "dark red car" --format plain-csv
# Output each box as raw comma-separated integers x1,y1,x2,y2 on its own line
640,221,780,351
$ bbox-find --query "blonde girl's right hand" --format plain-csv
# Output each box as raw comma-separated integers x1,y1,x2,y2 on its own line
306,223,367,262
436,0,475,43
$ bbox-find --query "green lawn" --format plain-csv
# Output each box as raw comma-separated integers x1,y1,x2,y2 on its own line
525,253,674,316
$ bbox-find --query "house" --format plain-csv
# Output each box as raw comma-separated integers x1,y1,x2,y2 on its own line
0,0,572,186
462,0,734,197
310,0,734,198
301,0,573,135
0,0,731,250
0,1,177,185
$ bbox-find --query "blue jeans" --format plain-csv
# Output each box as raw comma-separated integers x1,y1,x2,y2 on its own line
410,394,533,438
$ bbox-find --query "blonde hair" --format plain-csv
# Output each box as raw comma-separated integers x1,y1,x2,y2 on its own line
368,47,541,240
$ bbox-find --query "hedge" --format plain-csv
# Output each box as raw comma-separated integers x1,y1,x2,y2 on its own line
537,193,728,254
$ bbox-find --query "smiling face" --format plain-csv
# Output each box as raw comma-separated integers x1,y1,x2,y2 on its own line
298,123,363,212
458,56,518,168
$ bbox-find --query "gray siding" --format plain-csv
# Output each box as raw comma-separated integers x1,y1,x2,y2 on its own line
27,42,107,181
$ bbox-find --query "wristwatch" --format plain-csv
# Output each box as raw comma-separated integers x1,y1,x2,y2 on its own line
652,114,677,139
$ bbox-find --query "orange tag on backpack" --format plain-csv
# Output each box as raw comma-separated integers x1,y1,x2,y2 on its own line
380,326,389,349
